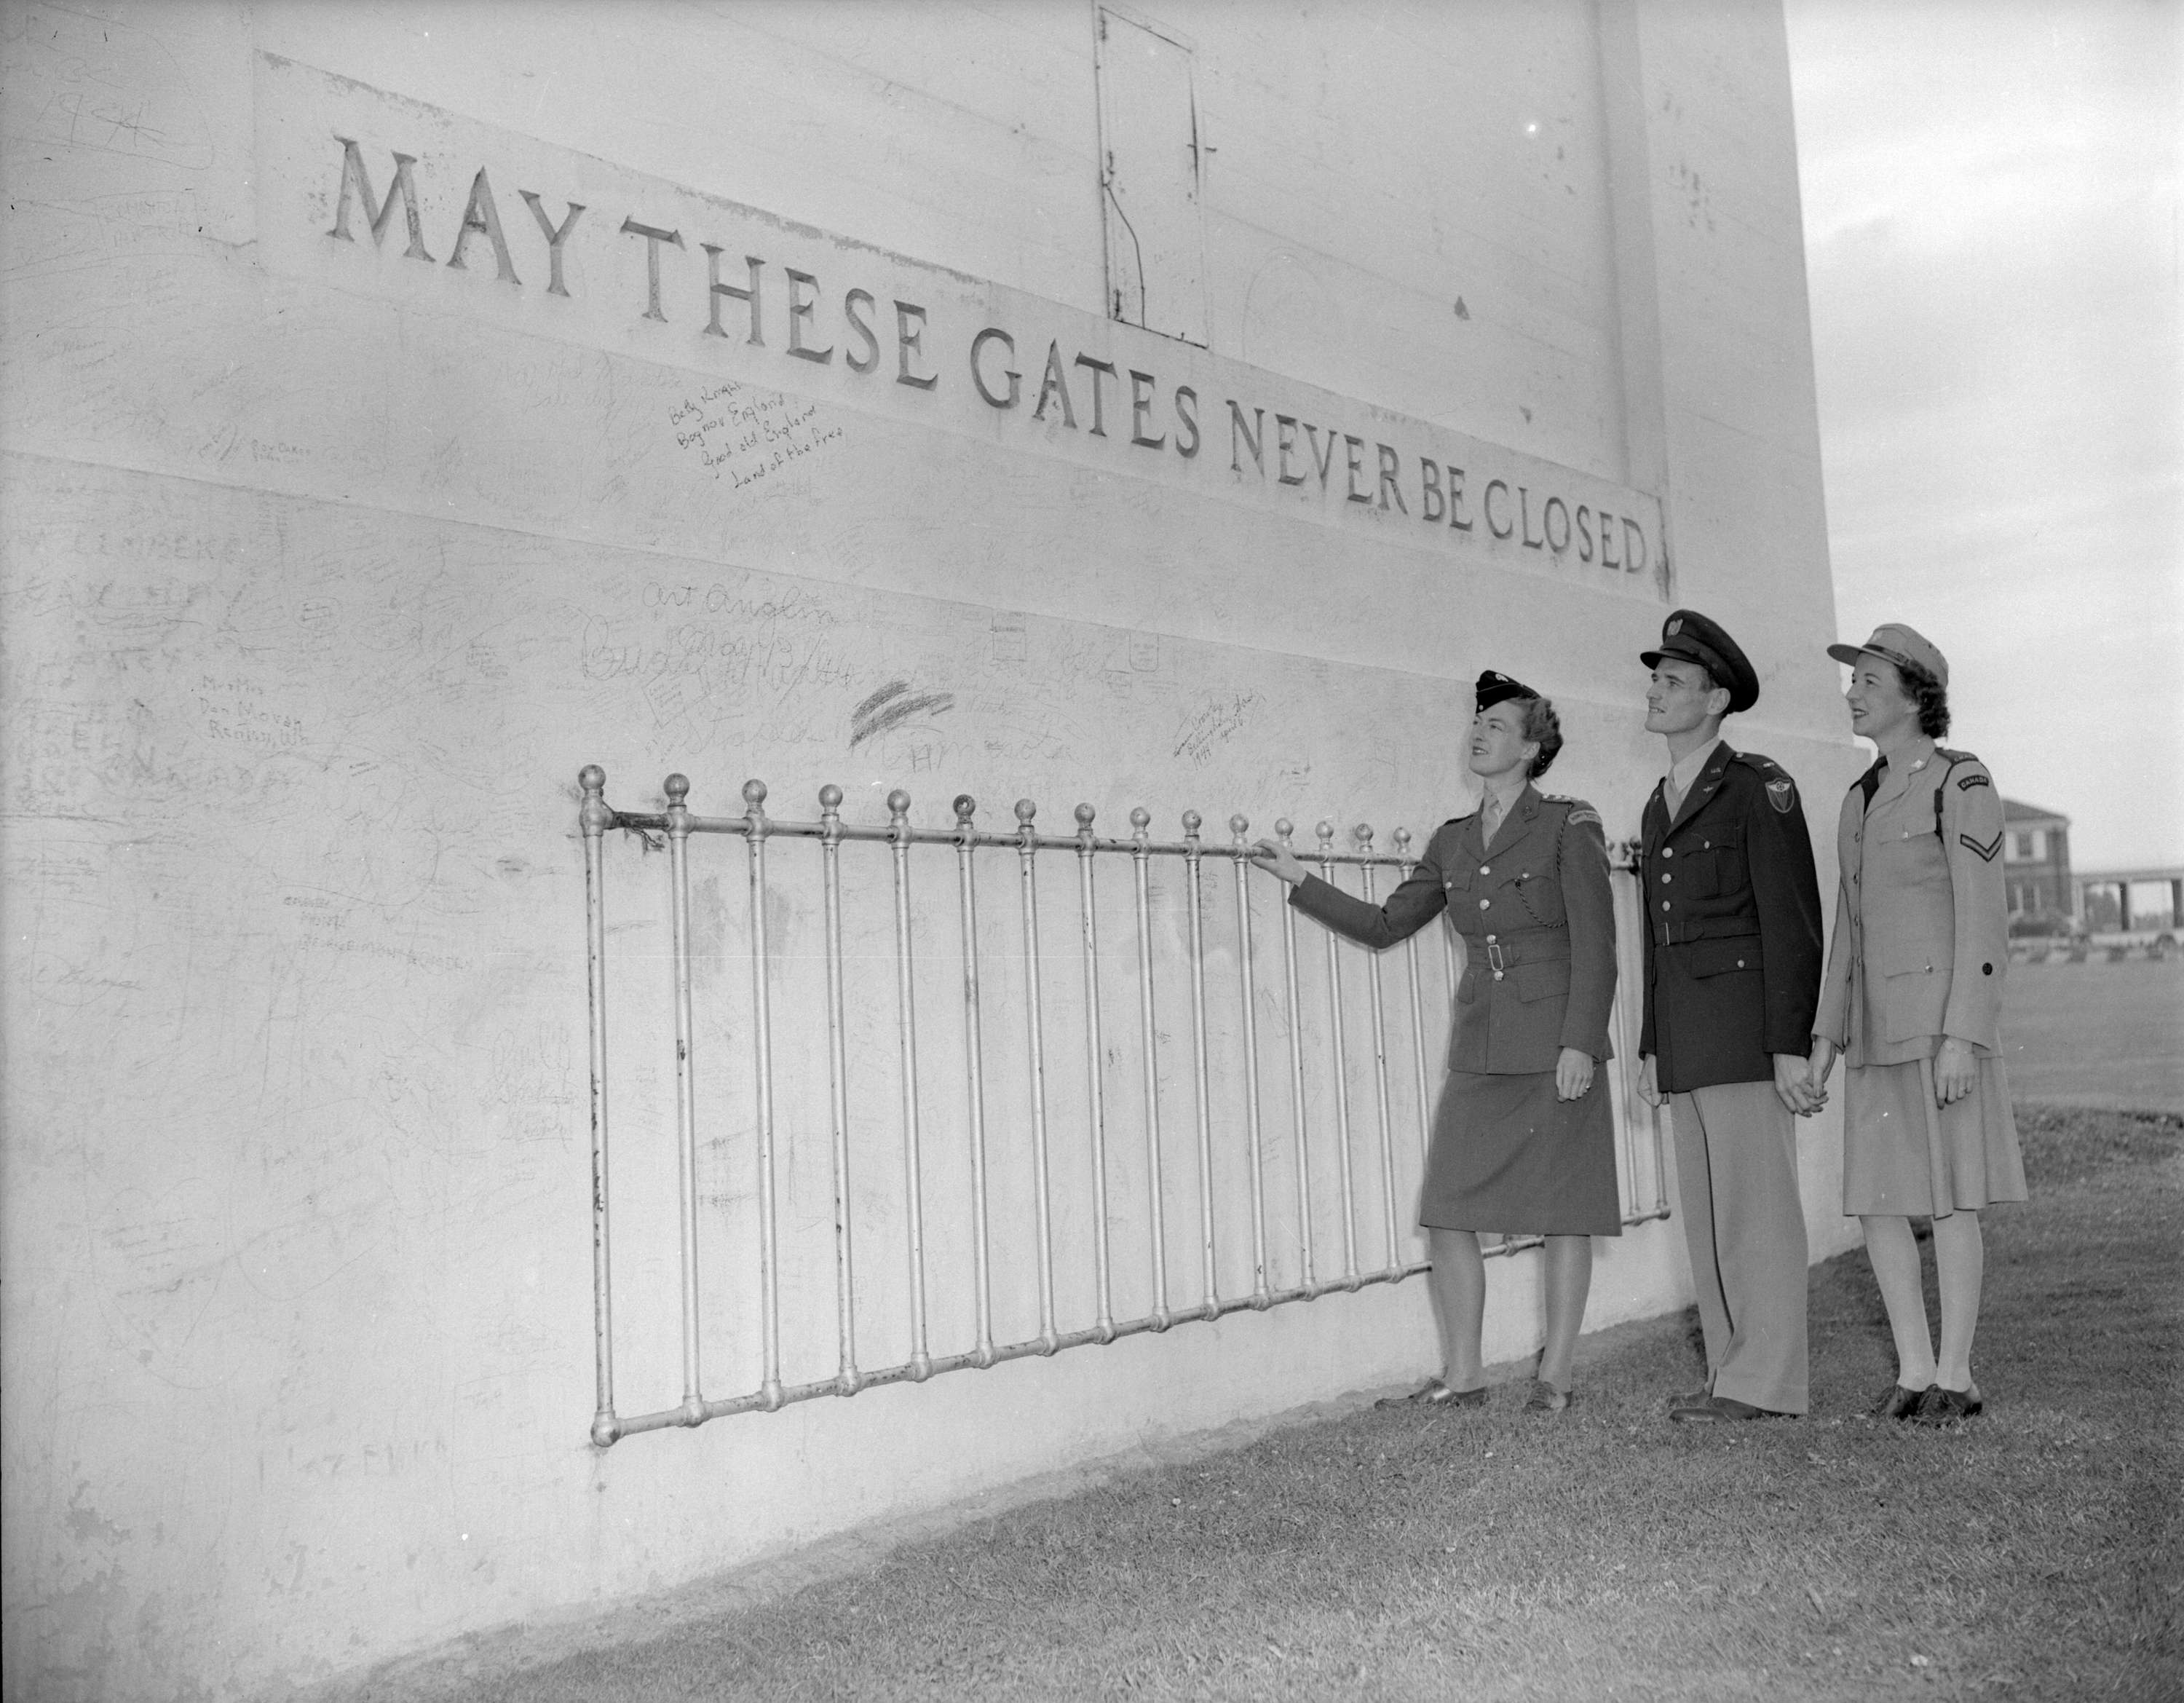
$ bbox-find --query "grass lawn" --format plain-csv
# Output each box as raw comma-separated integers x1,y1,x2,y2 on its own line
363,1105,2182,1703
2001,956,2184,1113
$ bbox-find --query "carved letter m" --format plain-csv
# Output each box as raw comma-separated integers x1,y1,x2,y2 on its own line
330,138,434,262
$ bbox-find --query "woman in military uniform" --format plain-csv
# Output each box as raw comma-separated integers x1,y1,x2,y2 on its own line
1808,625,2027,1424
1251,672,1619,1412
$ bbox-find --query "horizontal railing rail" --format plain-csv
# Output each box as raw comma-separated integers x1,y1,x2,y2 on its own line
579,766,1668,1445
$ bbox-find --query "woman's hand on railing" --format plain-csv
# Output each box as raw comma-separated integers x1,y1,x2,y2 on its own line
1249,838,1310,887
1555,1046,1595,1102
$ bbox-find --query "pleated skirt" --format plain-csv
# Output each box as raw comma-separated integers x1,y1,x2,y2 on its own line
1420,1068,1622,1237
1842,1054,2028,1217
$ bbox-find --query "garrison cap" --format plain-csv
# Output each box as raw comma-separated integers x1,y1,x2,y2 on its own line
1641,609,1759,714
1474,670,1540,711
1827,623,1949,689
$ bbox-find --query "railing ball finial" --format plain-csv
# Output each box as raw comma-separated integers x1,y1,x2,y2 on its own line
953,793,976,826
1182,808,1203,838
1315,819,1335,850
665,773,690,805
1129,805,1151,835
1355,822,1374,850
1229,813,1249,839
1075,802,1096,831
741,778,766,808
819,783,843,811
1014,798,1037,825
1393,826,1412,853
579,766,614,835
1275,817,1294,844
887,788,911,820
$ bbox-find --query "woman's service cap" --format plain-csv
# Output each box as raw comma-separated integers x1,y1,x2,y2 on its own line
1639,609,1759,714
1826,623,1949,689
1474,670,1540,711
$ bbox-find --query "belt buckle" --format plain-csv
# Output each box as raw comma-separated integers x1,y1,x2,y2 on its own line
1486,942,1506,973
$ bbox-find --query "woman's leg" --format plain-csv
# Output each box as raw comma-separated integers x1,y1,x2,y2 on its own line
1538,1234,1594,1393
1426,1227,1487,1391
1860,1214,1936,1388
1931,1209,1985,1391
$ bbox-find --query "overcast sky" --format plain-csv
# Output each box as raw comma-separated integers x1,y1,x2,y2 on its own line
1784,0,2181,872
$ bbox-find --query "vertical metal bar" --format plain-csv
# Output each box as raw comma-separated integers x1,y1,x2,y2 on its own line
1396,826,1434,1177
1130,807,1171,1329
1075,804,1115,1342
1016,800,1059,1354
743,778,783,1410
1356,824,1401,1275
1230,814,1270,1307
888,789,932,1380
1275,818,1315,1295
1182,810,1219,1319
1317,820,1360,1289
818,786,860,1395
664,774,705,1425
578,766,619,1447
954,794,996,1367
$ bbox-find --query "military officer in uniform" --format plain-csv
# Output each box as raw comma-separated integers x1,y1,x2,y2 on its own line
1633,610,1826,1423
1252,672,1620,1412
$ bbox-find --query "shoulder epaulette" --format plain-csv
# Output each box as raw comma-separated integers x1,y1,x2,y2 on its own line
1731,751,1800,814
1729,751,1785,777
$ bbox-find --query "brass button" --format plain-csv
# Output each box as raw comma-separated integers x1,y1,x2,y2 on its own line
1662,873,1673,884
1492,971,1505,981
1661,901,1671,912
1485,933,1497,943
1480,865,1491,875
1663,847,1674,858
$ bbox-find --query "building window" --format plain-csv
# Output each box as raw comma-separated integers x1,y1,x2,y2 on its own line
1094,7,1208,346
2013,831,2035,861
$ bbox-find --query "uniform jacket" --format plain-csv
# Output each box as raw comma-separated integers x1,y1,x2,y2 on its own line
1290,786,1616,1076
1639,743,1824,1093
1816,743,2008,1064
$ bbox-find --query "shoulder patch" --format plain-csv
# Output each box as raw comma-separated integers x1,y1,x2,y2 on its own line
1567,807,1603,829
1765,775,1797,814
1960,830,2003,862
1955,771,1992,791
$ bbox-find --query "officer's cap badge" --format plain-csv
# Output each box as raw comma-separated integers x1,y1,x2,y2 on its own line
1765,776,1796,813
1666,617,1684,636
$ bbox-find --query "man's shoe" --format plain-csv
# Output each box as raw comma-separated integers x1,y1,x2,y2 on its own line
1670,1394,1789,1423
1667,1386,1711,1410
1870,1383,1931,1421
1376,1379,1488,1410
1913,1383,1983,1425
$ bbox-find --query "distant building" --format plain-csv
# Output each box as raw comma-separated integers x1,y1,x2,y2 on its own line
2002,798,2074,921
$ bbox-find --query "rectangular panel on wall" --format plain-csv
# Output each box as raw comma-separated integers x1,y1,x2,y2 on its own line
1096,8,1207,346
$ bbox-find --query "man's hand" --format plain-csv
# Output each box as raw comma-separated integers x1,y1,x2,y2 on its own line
1772,1052,1822,1117
1555,1046,1595,1102
1249,838,1310,887
1635,1054,1661,1108
1934,1037,1976,1107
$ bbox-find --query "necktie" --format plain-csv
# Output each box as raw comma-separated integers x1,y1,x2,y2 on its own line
1482,795,1503,842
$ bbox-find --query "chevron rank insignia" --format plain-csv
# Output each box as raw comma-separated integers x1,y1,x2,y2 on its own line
1765,776,1796,813
1567,807,1602,827
1956,772,1992,790
1961,831,2003,862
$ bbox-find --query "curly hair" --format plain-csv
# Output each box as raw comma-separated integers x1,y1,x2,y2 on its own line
1516,694,1564,778
1896,659,1952,739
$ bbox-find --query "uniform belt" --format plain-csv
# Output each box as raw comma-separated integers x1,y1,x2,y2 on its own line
1475,926,1568,973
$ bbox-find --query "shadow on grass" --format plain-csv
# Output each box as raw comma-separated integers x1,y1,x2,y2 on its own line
355,1110,2182,1703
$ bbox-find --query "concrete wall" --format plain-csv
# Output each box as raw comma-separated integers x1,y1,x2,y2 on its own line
0,2,1857,1696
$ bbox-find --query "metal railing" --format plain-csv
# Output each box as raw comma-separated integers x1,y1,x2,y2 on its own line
578,767,1669,1445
